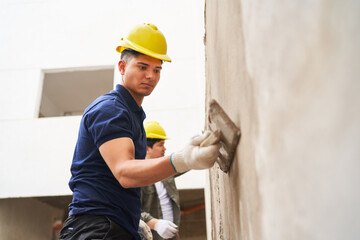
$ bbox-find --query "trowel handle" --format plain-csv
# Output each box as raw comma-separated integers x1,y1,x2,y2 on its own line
200,129,221,147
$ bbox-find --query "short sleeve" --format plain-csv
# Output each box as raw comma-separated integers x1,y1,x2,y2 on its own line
85,99,133,148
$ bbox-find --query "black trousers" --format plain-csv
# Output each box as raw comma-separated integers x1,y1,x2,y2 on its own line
59,214,135,240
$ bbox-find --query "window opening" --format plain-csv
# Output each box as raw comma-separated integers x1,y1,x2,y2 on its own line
39,67,114,117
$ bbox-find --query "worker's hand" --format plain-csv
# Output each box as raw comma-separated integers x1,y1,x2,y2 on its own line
139,219,153,240
171,130,221,173
154,219,178,239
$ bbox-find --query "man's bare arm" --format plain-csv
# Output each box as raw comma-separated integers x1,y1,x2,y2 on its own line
99,137,176,188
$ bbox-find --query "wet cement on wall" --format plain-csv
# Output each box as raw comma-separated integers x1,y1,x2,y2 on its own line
205,0,360,239
205,1,262,239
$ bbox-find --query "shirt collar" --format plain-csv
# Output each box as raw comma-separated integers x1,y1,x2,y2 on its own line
116,84,146,118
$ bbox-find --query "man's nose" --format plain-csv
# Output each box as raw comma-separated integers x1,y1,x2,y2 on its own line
146,70,155,79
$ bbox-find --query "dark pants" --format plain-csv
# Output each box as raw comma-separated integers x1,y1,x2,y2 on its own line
59,214,135,240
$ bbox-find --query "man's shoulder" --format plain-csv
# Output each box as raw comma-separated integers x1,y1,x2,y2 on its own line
162,177,177,190
162,176,175,183
85,93,127,114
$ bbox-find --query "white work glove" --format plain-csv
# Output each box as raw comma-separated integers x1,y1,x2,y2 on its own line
154,219,178,239
138,219,153,240
170,130,221,173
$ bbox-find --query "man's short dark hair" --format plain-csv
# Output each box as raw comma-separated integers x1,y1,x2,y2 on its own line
121,48,163,64
121,49,144,62
146,138,163,148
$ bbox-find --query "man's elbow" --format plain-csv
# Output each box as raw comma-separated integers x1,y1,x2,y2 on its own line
114,164,136,188
117,174,140,188
114,164,146,188
117,176,133,188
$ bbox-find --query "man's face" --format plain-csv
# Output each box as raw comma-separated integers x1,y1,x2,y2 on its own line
147,140,166,159
119,54,162,102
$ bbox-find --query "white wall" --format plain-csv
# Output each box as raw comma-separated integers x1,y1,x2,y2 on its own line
0,0,206,198
0,116,80,198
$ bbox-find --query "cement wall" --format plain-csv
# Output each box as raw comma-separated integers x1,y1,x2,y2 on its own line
0,198,63,240
204,0,360,239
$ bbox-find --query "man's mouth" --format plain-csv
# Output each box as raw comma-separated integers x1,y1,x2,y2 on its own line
142,83,153,88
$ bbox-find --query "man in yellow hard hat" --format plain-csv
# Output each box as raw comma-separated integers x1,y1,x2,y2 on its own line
141,121,181,240
60,23,220,240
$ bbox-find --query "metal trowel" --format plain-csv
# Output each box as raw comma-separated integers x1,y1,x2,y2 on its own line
201,99,241,173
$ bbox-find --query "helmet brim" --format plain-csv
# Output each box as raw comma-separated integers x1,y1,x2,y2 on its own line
116,39,171,62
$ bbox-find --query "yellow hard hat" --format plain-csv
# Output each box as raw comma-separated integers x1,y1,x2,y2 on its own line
144,121,168,140
116,23,171,62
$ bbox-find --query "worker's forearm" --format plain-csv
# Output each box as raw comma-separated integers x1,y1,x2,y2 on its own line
114,155,176,188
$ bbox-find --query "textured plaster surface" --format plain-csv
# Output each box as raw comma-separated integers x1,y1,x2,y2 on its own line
205,0,360,239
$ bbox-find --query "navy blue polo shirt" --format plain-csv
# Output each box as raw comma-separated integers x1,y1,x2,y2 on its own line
68,84,146,239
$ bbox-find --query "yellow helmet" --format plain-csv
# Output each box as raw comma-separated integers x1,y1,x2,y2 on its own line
116,23,171,62
144,121,168,140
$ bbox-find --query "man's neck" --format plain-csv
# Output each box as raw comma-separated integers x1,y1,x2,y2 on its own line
121,84,143,106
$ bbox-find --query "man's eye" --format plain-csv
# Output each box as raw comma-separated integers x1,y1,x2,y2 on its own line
154,69,160,73
139,66,147,70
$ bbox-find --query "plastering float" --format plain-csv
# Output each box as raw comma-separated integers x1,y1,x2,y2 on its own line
201,99,241,173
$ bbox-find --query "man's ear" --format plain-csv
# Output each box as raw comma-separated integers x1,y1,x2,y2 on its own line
118,60,126,75
146,146,152,155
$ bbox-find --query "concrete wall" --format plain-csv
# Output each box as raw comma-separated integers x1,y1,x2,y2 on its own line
204,0,360,239
0,198,63,240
